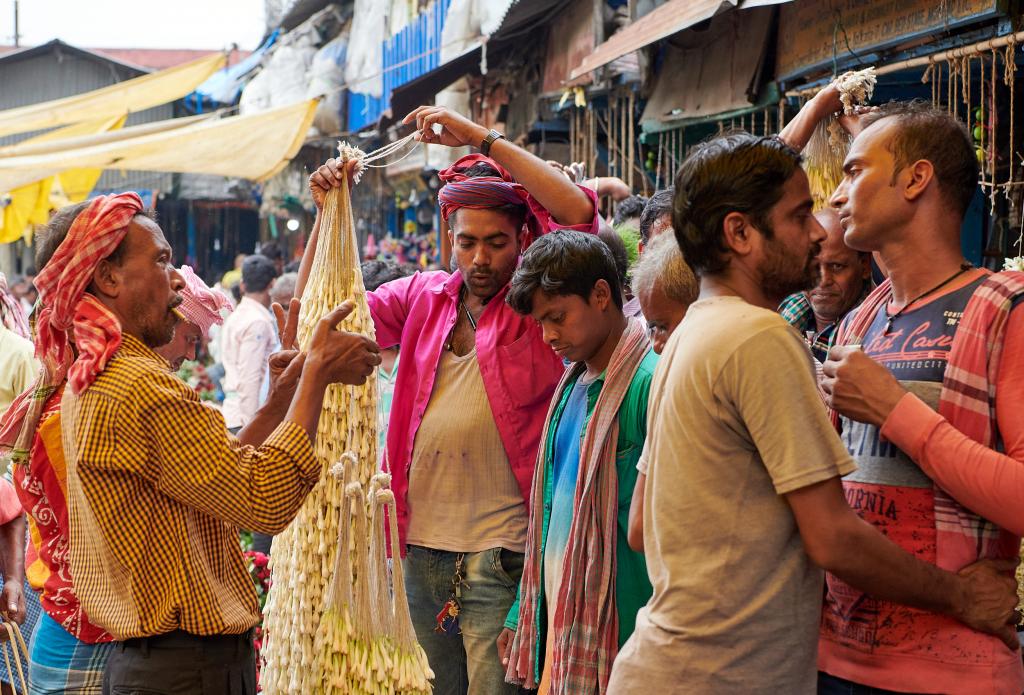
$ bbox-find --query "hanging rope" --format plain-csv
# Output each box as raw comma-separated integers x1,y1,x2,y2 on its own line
962,55,972,105
991,48,999,214
0,619,29,695
1005,34,1017,186
589,108,597,185
949,57,960,117
335,131,421,183
922,58,937,108
628,91,636,192
655,132,663,191
356,131,421,169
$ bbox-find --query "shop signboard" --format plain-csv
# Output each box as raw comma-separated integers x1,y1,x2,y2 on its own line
777,0,1003,80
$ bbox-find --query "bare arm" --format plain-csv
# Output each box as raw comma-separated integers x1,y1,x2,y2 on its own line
777,85,842,152
627,471,645,552
586,176,632,202
237,353,302,446
0,513,25,629
405,105,595,227
295,213,320,302
786,477,1020,649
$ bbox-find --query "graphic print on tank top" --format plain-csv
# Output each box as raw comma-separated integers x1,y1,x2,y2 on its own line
824,276,987,659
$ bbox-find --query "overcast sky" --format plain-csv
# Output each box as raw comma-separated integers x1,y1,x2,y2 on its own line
1,0,267,50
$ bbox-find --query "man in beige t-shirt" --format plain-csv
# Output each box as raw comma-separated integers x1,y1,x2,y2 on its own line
608,132,1020,694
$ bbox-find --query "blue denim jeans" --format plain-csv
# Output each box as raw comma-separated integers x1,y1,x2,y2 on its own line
403,545,525,695
818,672,923,695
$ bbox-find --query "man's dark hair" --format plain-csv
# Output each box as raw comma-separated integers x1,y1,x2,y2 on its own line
361,259,417,293
258,241,284,263
507,229,623,315
861,100,978,218
673,132,802,275
35,201,90,270
597,218,629,290
613,195,647,226
446,162,528,233
241,254,277,293
35,202,157,271
640,187,674,244
283,260,301,274
462,162,503,178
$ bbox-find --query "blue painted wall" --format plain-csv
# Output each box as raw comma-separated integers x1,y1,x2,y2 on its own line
348,0,452,132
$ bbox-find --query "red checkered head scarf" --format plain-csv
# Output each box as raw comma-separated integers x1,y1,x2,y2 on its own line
438,154,545,248
176,265,232,339
0,193,144,461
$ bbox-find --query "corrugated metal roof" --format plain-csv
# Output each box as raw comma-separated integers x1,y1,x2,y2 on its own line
0,40,146,73
0,41,175,192
93,48,250,71
0,43,248,72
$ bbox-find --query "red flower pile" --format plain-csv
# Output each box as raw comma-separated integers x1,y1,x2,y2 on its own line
244,550,272,691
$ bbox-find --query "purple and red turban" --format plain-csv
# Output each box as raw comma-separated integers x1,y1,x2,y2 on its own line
438,154,599,248
438,154,547,246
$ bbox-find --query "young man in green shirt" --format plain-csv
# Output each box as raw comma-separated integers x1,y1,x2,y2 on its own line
499,230,655,694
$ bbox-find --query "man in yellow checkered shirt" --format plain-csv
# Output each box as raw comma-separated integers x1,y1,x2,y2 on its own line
2,191,379,693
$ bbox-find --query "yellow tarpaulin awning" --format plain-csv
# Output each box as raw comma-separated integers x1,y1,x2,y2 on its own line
0,52,226,140
0,99,319,195
0,113,214,158
0,116,127,244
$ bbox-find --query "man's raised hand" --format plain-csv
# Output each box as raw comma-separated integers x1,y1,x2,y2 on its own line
307,301,382,386
404,105,488,149
308,158,363,211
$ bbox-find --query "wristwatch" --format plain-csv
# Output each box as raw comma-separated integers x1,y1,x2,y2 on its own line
480,129,505,157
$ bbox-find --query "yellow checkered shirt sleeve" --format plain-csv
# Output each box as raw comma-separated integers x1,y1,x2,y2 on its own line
64,334,319,639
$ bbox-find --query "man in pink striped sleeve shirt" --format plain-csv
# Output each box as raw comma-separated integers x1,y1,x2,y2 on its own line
302,105,599,695
822,101,1024,695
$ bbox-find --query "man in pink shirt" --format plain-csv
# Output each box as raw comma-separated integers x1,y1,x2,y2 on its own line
822,102,1024,694
304,105,597,695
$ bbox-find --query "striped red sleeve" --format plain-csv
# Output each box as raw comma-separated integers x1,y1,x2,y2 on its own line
881,305,1024,536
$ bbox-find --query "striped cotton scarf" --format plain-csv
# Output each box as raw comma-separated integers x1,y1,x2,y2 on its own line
507,317,650,694
0,193,142,463
831,269,1024,570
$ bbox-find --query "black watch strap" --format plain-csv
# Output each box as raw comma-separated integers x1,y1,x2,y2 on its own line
480,129,505,157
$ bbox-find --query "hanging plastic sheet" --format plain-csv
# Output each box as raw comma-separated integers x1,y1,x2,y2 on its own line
344,0,387,97
239,33,318,116
184,30,281,113
306,32,349,134
0,53,225,139
639,7,775,128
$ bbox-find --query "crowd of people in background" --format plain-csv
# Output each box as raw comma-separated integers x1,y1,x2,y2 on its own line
0,79,1021,695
